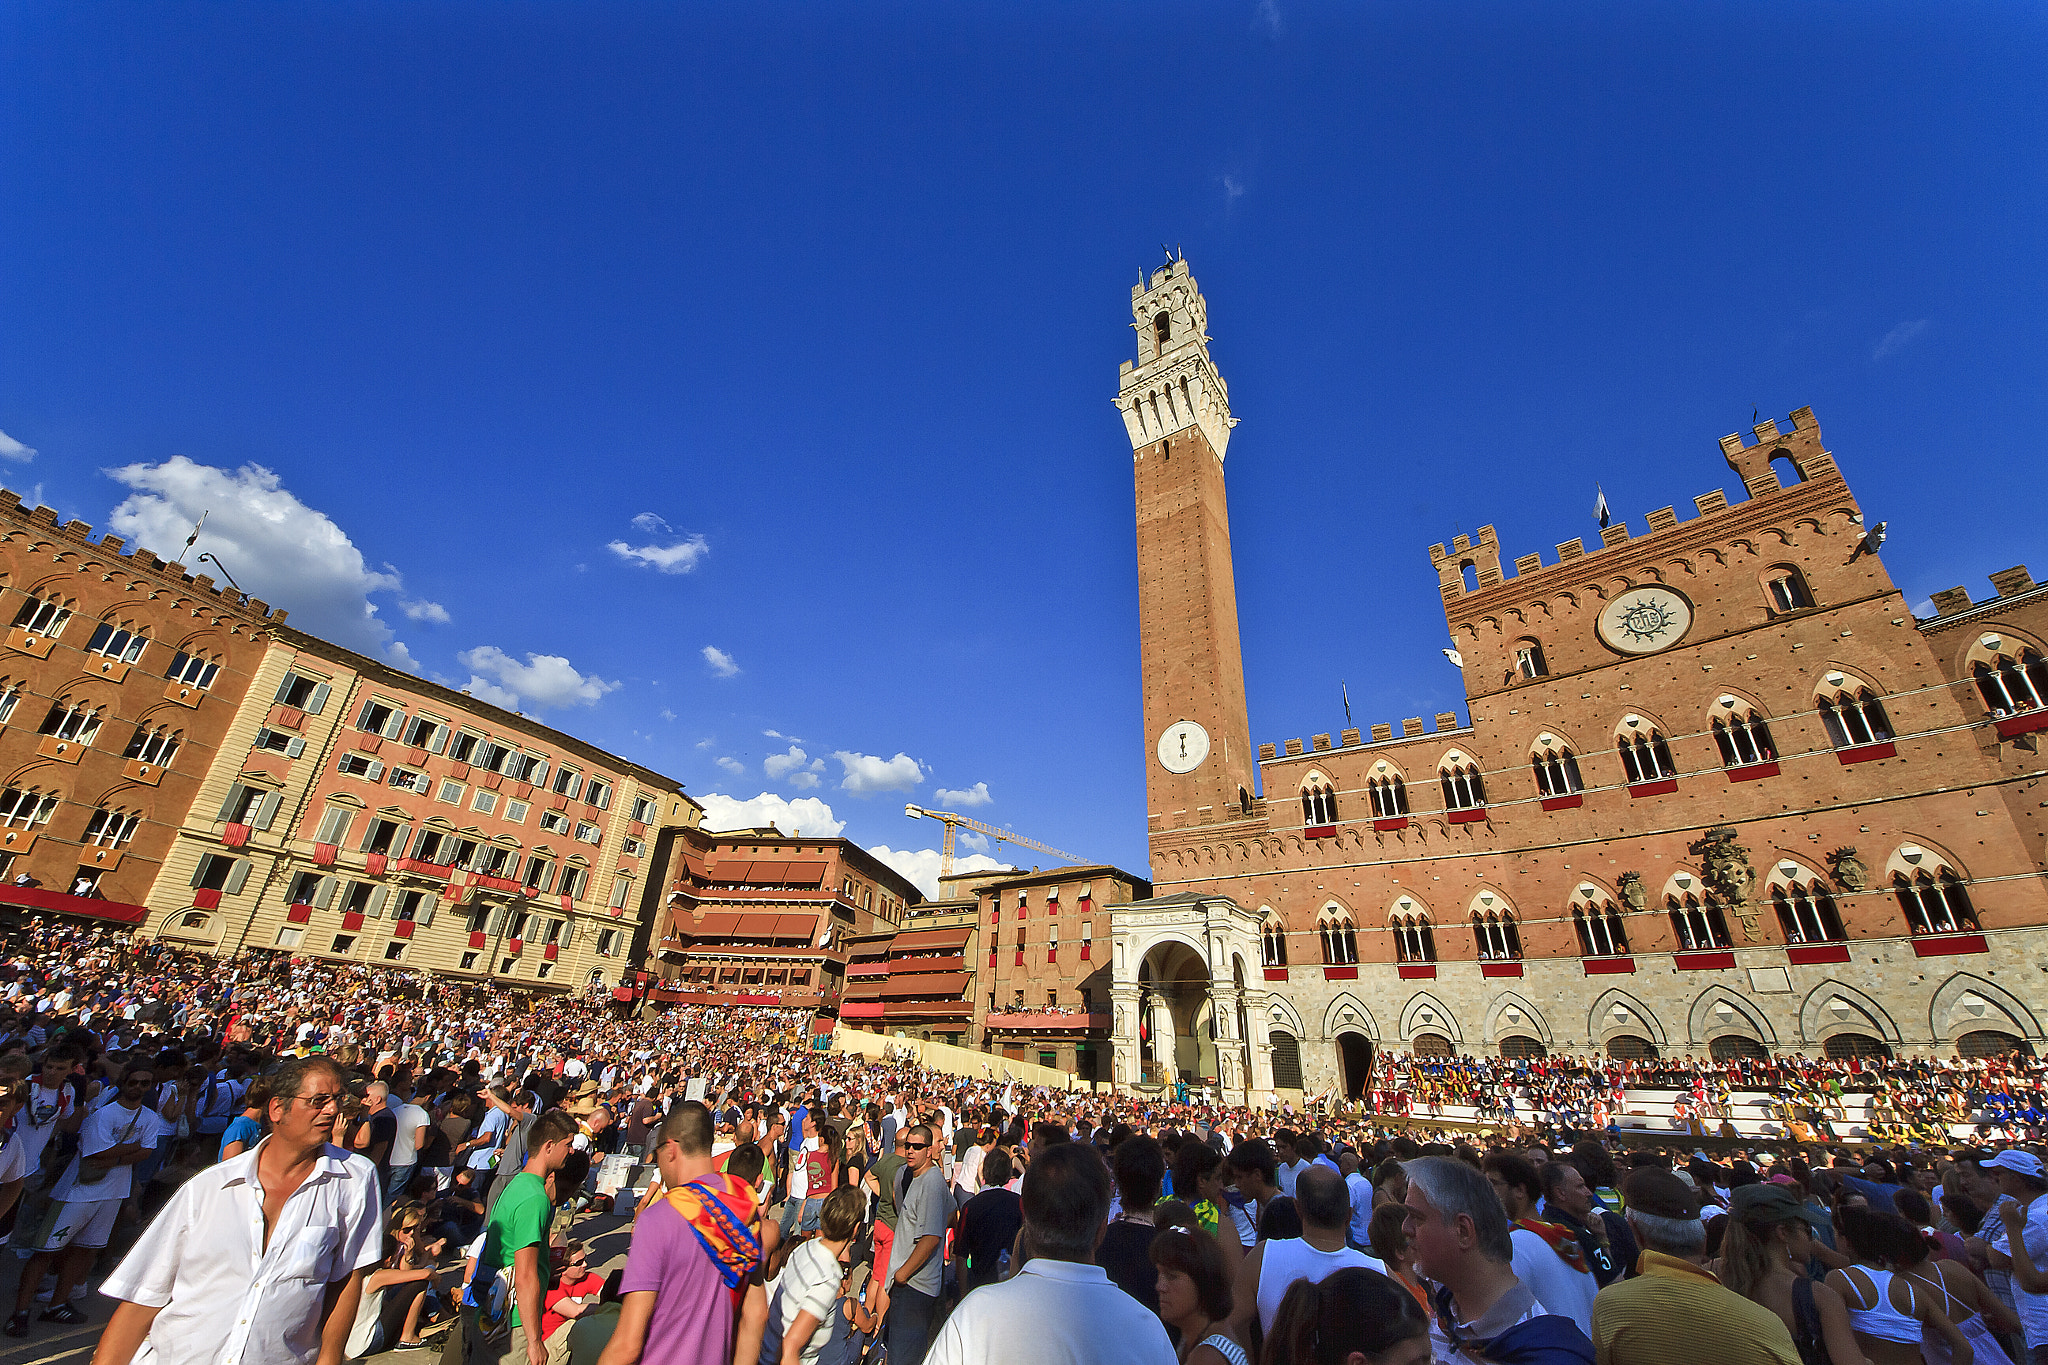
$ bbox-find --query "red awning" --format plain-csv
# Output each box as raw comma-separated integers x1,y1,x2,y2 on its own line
881,972,968,998
680,911,746,938
843,980,888,1001
892,926,973,953
774,912,820,942
784,861,828,886
734,912,777,937
841,1002,885,1019
0,886,149,925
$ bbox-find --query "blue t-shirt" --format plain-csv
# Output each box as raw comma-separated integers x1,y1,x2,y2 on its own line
218,1115,262,1159
469,1107,511,1170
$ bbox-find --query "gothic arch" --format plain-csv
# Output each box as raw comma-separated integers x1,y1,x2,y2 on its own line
1400,992,1461,1044
1686,985,1778,1047
1320,992,1380,1041
1929,972,2045,1045
1483,991,1551,1046
1587,988,1667,1047
1264,993,1306,1038
1798,980,1902,1046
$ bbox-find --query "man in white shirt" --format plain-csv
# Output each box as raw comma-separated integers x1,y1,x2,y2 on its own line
1274,1130,1310,1198
91,1055,382,1365
1482,1150,1598,1336
384,1081,432,1207
8,1065,169,1336
1986,1148,2048,1358
925,1143,1175,1365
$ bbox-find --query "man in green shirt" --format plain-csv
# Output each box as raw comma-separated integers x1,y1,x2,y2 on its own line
865,1132,908,1288
473,1109,579,1365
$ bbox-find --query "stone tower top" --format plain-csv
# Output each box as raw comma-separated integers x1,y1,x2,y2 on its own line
1116,255,1236,460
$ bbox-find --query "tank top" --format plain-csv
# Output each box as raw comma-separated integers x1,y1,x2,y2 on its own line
1255,1238,1384,1333
1197,1333,1249,1365
1839,1265,1923,1344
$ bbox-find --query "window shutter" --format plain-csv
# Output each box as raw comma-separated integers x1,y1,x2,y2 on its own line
419,900,436,927
366,761,385,782
216,785,246,823
488,905,509,935
383,711,405,740
307,683,330,714
313,877,338,909
286,736,305,758
366,887,389,918
356,700,378,729
596,785,611,810
429,724,448,755
358,821,379,852
568,775,584,800
273,674,296,704
222,860,250,896
530,761,548,789
256,792,283,830
189,856,212,888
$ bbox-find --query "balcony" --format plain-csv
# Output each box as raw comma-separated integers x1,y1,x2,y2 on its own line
393,857,453,880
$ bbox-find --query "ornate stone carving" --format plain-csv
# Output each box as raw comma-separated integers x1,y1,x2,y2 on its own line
1618,871,1647,913
1690,825,1756,910
1828,846,1869,892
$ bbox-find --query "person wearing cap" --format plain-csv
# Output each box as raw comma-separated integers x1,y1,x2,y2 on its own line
1589,1166,1800,1365
1714,1182,1866,1365
1985,1149,2048,1362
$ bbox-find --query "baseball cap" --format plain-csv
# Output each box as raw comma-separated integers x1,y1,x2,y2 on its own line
1623,1167,1701,1221
1985,1150,2046,1179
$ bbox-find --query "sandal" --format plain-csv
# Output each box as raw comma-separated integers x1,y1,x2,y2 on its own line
396,1341,425,1350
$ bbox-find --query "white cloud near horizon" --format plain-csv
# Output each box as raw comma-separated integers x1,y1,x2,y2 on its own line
105,455,434,664
866,846,1013,900
697,791,847,838
457,646,620,711
933,781,992,807
702,646,740,678
1873,319,1929,361
832,750,923,794
0,431,36,463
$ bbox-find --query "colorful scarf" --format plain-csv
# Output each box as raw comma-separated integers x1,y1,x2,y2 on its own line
664,1175,762,1290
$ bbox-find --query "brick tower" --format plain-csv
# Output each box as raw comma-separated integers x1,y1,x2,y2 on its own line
1119,256,1256,835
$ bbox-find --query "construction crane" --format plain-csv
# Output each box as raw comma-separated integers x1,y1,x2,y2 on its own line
904,803,1088,880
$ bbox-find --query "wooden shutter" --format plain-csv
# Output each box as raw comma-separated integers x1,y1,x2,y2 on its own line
312,876,338,909
215,785,247,823
222,860,250,896
308,683,330,714
286,736,305,758
189,855,214,888
418,899,436,928
366,887,389,918
488,905,509,935
365,761,385,782
273,674,297,704
255,792,283,830
429,724,448,754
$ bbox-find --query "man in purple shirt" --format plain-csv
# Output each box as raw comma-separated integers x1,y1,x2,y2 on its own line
594,1102,738,1365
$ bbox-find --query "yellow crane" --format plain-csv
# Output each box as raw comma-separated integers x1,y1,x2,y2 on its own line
903,802,1088,879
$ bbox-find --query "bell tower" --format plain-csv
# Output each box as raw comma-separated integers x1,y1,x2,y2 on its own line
1119,255,1256,837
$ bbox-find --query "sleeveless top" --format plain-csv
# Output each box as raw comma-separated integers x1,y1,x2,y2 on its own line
1255,1238,1384,1334
1839,1265,1924,1343
1196,1333,1248,1365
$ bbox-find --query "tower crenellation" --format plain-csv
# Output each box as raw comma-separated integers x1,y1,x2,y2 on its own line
1117,256,1236,460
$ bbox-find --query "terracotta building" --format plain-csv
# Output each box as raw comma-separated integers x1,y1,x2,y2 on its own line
1110,257,2048,1101
0,496,283,927
147,625,700,992
977,865,1151,1079
649,829,919,1010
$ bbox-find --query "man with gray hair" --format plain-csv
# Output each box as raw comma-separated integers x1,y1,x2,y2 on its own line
1589,1166,1798,1364
1401,1156,1592,1363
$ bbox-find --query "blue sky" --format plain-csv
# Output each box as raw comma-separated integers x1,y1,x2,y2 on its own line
4,2,2042,895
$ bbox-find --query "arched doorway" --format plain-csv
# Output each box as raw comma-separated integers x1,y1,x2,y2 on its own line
1957,1030,2033,1059
1268,1031,1304,1090
1824,1033,1891,1061
1710,1034,1767,1061
1139,940,1214,1085
1336,1032,1374,1102
1500,1035,1546,1060
1411,1032,1453,1058
1605,1035,1658,1061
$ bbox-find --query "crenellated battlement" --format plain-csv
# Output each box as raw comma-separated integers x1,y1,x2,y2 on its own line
0,486,289,624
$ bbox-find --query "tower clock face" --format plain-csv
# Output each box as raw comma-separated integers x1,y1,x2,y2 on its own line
1596,586,1695,656
1157,721,1211,774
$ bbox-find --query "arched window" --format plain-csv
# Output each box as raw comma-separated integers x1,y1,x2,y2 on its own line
1260,920,1288,967
1667,893,1731,950
1894,869,1978,935
1392,913,1435,963
122,723,180,769
10,593,73,639
85,621,149,665
0,788,59,830
1770,870,1846,945
1368,774,1409,818
1571,892,1630,958
1764,567,1815,612
1470,910,1520,961
1617,725,1678,785
1154,312,1171,348
1501,1036,1546,1060
37,700,103,746
1513,641,1548,679
1530,742,1583,798
1816,676,1894,750
1300,780,1338,827
1711,698,1778,768
1318,918,1358,965
1439,759,1485,811
1710,1034,1768,1061
1824,1033,1891,1061
1974,645,2048,717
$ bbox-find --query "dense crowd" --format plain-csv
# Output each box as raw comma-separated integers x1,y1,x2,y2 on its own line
5,920,2048,1365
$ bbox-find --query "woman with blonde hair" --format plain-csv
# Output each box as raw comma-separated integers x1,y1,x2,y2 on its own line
1716,1183,1864,1365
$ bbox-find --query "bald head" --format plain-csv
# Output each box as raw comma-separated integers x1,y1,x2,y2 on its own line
1297,1163,1351,1233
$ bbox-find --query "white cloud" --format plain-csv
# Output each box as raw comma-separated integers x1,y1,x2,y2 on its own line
659,708,677,722
1873,319,1929,361
695,737,717,749
630,512,672,534
1252,0,1283,38
957,830,990,853
457,646,621,711
715,756,746,776
697,791,846,838
399,597,450,624
466,677,520,709
387,641,423,674
702,646,740,678
607,534,709,574
0,430,36,463
865,846,1012,900
1222,174,1246,204
832,750,924,794
934,781,993,807
764,729,807,743
789,770,821,790
764,744,811,779
105,455,424,664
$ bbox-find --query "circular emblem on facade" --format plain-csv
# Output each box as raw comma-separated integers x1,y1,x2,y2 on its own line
1156,720,1211,774
1596,586,1694,656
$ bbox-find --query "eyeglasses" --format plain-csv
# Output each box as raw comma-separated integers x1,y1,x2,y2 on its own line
294,1093,345,1110
903,1141,929,1150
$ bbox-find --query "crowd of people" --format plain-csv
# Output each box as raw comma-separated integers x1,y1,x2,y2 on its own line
2,920,2048,1364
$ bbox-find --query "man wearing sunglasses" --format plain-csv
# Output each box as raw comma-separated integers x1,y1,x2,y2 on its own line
90,1055,385,1365
877,1123,947,1365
